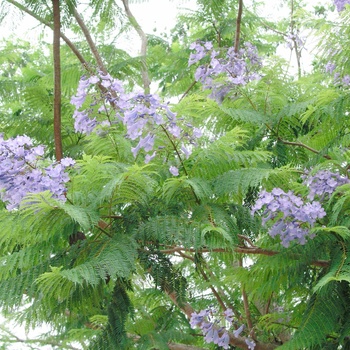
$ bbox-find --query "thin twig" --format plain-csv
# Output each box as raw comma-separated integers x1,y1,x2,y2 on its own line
179,80,197,102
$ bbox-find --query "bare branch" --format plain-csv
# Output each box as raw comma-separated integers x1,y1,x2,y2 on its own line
72,8,107,73
121,0,151,93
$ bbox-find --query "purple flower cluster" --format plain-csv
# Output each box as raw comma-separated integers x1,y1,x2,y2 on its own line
190,307,254,349
0,134,75,210
252,188,326,247
71,72,202,175
334,0,350,11
188,41,262,101
324,61,350,86
302,170,349,201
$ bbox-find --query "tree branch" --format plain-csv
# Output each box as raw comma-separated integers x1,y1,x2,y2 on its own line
152,245,329,267
121,0,151,94
72,8,107,73
278,139,331,159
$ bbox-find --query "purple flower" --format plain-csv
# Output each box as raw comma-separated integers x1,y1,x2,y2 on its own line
145,152,156,164
224,308,234,323
334,0,350,12
325,61,336,73
217,332,230,349
303,170,349,200
0,135,75,210
245,338,256,350
204,328,220,344
188,42,208,66
343,75,350,85
252,186,327,247
233,324,245,337
169,166,179,176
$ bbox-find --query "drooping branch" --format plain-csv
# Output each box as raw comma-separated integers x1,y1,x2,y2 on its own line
52,0,63,161
121,0,151,94
234,0,243,53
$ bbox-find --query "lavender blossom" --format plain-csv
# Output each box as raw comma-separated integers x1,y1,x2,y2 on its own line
233,324,245,338
0,135,75,210
252,188,326,247
224,308,234,323
302,170,349,201
245,338,256,350
334,0,350,12
188,41,262,102
190,307,249,349
71,72,202,165
169,166,179,176
325,61,336,74
286,32,305,51
217,332,230,349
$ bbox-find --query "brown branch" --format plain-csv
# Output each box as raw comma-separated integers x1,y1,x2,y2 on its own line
264,121,331,160
237,234,256,247
179,80,197,102
52,0,62,161
196,261,227,311
151,245,329,267
121,0,151,94
278,139,331,159
234,0,243,53
72,8,107,73
212,21,222,46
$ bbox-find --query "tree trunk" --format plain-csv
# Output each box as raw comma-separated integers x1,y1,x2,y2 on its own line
52,0,63,161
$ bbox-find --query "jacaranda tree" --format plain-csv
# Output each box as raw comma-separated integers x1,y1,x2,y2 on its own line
1,0,350,349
